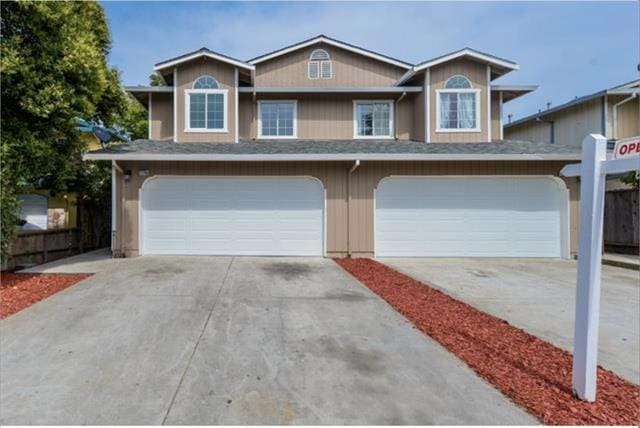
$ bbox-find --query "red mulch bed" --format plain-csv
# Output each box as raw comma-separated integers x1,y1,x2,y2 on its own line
0,271,91,319
335,258,640,426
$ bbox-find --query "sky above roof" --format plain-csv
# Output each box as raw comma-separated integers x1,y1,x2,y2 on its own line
102,1,638,121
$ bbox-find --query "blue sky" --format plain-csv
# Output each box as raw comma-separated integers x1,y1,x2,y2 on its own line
102,1,638,120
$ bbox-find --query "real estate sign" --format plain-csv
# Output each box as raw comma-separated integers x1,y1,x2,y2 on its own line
614,137,640,159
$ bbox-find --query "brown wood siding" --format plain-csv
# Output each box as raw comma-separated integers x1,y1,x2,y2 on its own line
175,58,237,142
150,93,174,140
254,42,406,87
413,87,425,141
613,96,640,139
237,93,418,140
504,120,552,142
117,160,578,258
491,95,501,140
429,59,489,142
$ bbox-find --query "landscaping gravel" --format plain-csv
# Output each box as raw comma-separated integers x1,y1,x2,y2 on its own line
1,272,91,319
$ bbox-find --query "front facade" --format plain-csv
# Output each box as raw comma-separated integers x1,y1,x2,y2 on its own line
86,35,581,259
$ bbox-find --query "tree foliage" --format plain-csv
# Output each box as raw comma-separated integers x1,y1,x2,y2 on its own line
1,1,142,260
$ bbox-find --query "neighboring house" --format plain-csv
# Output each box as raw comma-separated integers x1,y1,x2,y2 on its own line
85,34,582,259
504,80,639,147
17,134,102,231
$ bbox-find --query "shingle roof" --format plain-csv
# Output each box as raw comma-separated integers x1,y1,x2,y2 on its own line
84,139,580,161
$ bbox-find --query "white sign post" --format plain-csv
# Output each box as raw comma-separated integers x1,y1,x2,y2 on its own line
561,134,640,402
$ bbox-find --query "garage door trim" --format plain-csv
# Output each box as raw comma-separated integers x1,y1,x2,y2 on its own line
138,175,326,256
373,175,570,258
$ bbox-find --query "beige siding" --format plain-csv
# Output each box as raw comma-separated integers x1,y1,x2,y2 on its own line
150,93,173,140
612,96,640,139
116,161,579,258
175,58,237,142
254,42,406,87
412,86,425,142
429,59,489,142
505,98,604,147
238,93,417,140
504,119,552,142
491,95,501,140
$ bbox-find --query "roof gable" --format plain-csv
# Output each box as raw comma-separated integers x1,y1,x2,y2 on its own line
248,35,412,70
395,48,519,86
155,48,255,72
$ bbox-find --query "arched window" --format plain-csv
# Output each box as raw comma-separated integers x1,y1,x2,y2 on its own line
193,75,219,89
438,75,480,131
444,75,472,89
186,75,227,131
308,49,332,80
310,49,330,61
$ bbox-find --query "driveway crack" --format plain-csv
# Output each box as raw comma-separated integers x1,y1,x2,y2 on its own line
161,257,235,425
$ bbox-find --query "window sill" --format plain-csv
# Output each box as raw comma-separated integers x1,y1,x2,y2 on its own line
184,128,229,134
354,135,394,139
257,135,298,139
435,128,482,133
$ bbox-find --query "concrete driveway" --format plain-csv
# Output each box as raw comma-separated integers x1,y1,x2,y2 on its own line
0,254,535,425
381,258,640,385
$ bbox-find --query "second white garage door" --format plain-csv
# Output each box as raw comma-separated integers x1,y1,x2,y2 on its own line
375,176,568,258
141,176,324,256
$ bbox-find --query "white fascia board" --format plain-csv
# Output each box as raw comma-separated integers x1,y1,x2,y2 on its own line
413,49,519,73
84,153,581,162
155,52,255,72
248,36,412,69
237,86,422,93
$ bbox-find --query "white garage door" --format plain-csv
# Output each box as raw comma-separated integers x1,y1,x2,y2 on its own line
141,177,324,256
376,177,568,258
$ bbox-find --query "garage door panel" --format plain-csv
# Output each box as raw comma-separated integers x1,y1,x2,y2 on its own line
142,177,323,256
376,177,566,258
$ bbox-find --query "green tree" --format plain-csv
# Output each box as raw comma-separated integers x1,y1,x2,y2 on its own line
0,1,132,260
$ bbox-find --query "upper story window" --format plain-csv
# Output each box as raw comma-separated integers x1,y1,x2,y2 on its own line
258,101,297,138
353,100,393,139
185,75,228,132
436,75,480,132
308,49,332,80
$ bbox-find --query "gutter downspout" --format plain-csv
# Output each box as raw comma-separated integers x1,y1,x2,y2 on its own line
394,91,407,140
346,159,361,257
112,161,124,257
613,92,638,140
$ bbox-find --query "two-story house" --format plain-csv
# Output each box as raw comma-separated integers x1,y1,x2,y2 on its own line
504,80,639,147
85,35,581,259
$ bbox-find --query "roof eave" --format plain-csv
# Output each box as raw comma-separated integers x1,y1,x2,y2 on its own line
83,153,580,162
154,50,255,72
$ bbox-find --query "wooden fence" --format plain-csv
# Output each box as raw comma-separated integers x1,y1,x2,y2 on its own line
3,228,81,270
603,189,639,254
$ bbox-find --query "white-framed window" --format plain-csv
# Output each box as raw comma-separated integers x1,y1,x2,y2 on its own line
185,75,228,132
436,75,481,132
353,100,394,139
258,100,297,138
308,49,332,80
